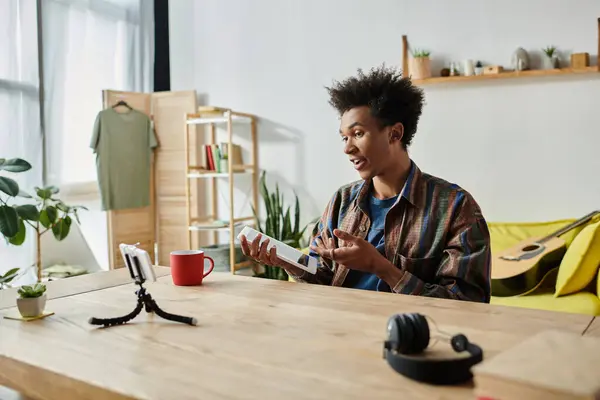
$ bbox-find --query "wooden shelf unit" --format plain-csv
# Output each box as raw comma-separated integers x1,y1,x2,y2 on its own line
184,109,259,273
401,17,600,86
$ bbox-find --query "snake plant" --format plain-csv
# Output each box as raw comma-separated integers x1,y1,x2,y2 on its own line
251,171,316,280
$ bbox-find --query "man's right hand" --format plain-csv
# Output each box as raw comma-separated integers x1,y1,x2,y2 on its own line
239,233,305,276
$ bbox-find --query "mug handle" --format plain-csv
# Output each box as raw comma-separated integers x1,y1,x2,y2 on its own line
203,256,215,278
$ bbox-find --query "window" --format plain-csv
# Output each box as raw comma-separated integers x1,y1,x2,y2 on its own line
1,0,153,279
43,0,153,187
0,0,42,279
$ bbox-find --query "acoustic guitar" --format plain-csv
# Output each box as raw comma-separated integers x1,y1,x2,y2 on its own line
491,210,600,297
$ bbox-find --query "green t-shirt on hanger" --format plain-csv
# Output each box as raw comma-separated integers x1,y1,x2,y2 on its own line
90,108,158,211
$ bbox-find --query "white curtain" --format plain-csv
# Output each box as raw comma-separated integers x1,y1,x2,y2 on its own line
0,0,43,283
1,0,154,281
43,0,154,186
41,0,154,270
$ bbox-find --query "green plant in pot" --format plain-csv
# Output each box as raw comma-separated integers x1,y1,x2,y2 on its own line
409,48,432,80
16,283,47,317
251,171,317,280
0,157,87,282
542,46,559,69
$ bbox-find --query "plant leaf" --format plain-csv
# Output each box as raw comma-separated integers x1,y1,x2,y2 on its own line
35,186,52,200
0,158,32,173
16,204,39,221
39,209,50,228
45,185,59,194
0,176,19,197
52,216,71,240
45,205,57,224
0,267,20,284
56,201,70,212
0,205,20,238
293,191,300,235
17,189,32,198
8,218,26,245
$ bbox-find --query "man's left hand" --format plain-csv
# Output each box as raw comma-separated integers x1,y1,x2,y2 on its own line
310,228,387,274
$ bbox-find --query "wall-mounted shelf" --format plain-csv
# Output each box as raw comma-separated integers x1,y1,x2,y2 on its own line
401,17,600,87
413,66,599,86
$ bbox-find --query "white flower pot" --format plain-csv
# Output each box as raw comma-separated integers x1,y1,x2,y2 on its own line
17,294,47,318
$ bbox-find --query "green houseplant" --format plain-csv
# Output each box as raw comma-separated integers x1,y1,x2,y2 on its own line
16,283,47,317
409,48,432,80
251,171,317,280
0,157,87,282
542,46,559,69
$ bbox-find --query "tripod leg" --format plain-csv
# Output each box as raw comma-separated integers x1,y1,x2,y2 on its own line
88,298,144,327
145,296,197,326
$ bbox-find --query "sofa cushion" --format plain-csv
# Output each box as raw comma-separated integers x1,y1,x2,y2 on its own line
491,291,600,316
555,220,600,297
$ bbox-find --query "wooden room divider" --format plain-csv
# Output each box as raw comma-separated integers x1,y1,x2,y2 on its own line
102,89,207,269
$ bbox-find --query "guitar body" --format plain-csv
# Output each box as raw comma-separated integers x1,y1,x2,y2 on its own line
491,236,567,297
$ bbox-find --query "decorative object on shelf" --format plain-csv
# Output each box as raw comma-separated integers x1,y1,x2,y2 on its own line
571,52,590,69
440,68,450,77
449,62,459,76
511,47,530,71
251,171,316,280
463,59,475,76
483,65,504,75
16,283,47,318
409,49,432,80
542,46,560,69
474,61,484,76
0,157,87,282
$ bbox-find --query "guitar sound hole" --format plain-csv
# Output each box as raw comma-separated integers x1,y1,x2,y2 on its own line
522,244,540,252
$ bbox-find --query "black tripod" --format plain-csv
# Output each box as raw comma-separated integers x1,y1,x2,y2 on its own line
88,282,197,327
88,245,197,328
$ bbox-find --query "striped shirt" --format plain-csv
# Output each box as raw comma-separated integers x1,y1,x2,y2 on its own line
293,160,491,303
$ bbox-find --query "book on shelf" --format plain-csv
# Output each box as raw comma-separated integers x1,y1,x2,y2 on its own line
472,330,600,400
199,143,244,172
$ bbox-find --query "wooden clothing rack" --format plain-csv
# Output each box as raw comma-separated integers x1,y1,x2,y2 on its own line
101,89,204,269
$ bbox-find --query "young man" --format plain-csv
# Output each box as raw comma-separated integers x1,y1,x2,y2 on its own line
240,65,491,303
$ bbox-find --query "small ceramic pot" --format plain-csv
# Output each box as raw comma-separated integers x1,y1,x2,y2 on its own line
543,55,559,69
17,294,47,318
409,57,432,80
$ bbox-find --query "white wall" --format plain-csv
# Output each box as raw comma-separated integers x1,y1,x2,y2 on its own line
170,0,600,224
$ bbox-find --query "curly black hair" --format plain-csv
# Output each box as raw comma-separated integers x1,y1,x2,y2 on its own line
325,64,425,148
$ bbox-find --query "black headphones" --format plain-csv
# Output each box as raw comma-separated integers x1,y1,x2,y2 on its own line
382,313,483,385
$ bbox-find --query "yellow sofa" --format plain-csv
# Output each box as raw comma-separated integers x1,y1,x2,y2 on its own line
294,215,600,316
489,217,600,316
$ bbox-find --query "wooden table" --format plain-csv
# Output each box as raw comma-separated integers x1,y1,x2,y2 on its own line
0,270,594,400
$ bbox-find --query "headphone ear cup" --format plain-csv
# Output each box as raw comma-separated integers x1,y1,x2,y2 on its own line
406,313,429,354
451,334,469,353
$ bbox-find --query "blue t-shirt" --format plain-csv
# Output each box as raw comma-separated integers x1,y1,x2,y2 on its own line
343,193,398,291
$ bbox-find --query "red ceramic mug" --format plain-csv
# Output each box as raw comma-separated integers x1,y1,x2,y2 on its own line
170,250,215,286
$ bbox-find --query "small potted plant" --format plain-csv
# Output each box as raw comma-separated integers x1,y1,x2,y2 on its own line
16,283,47,318
542,46,559,69
409,48,432,80
474,61,484,75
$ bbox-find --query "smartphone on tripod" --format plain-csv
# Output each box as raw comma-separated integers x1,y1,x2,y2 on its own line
119,243,157,283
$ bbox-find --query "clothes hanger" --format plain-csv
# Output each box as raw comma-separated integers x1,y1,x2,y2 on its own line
112,99,132,110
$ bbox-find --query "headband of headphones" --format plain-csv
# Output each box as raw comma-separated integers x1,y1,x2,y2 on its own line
382,313,483,385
